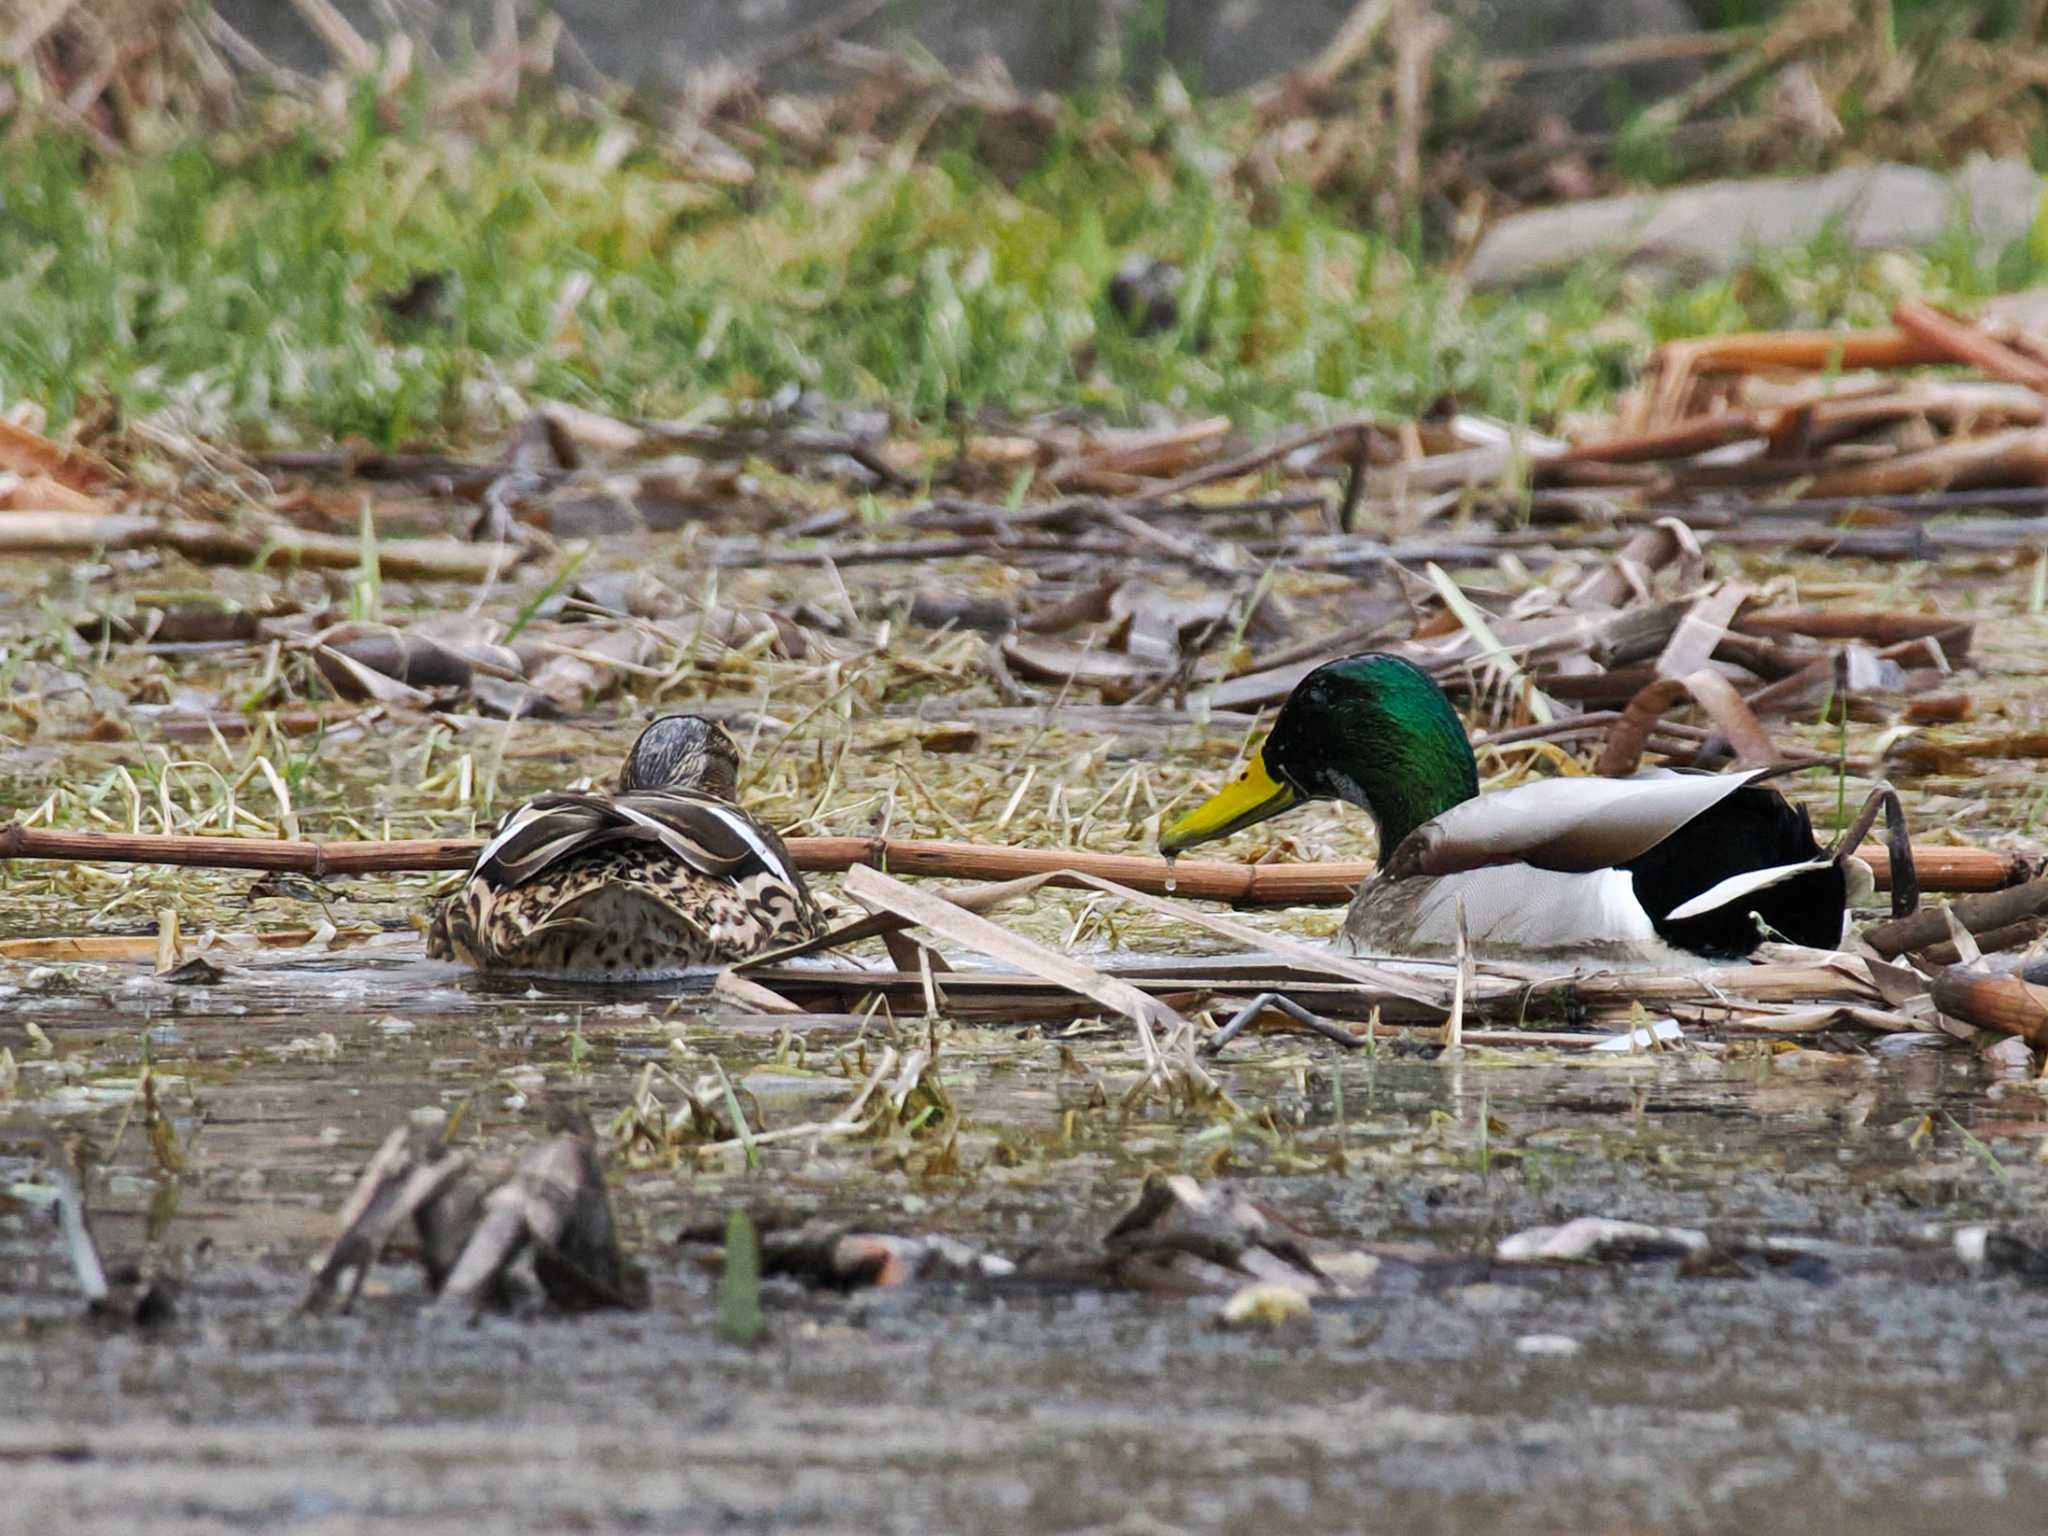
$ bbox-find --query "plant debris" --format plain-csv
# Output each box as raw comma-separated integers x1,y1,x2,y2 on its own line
304,1104,645,1316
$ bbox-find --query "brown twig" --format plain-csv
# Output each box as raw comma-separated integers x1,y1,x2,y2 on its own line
1489,27,1760,82
1143,420,1379,500
1635,0,1855,132
0,512,526,581
1652,328,1950,376
1893,299,2048,397
1929,963,2048,1048
1863,874,2048,958
1555,411,1761,466
0,822,2007,899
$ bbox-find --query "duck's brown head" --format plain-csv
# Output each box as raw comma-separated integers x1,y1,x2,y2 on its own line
620,715,741,800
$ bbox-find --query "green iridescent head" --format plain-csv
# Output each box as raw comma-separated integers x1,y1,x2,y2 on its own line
1159,653,1479,856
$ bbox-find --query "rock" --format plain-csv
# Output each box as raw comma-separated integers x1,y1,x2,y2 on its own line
1466,158,2043,289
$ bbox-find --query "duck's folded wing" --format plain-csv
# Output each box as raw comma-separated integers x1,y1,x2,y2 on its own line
472,791,796,888
1664,855,1839,922
1384,769,1775,878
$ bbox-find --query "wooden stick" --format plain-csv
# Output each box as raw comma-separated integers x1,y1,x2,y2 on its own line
1143,419,1376,500
1862,875,2048,959
1489,27,1758,82
1928,965,2048,1048
1635,0,1854,133
1893,299,2048,396
751,958,1891,1030
0,511,527,582
0,821,1371,903
0,824,483,877
1736,610,1971,647
1554,410,1760,466
1654,329,1949,375
1859,845,2024,895
1798,426,2048,500
0,822,2016,900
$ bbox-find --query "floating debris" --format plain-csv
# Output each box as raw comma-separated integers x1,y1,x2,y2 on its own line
1104,1174,1335,1298
1496,1217,1711,1265
438,1105,646,1315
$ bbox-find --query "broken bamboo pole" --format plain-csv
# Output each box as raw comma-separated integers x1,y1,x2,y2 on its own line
0,822,2019,901
1653,328,1950,375
1553,410,1761,465
1929,964,2048,1048
0,512,527,582
0,822,1372,903
1862,874,2048,959
1893,299,2048,397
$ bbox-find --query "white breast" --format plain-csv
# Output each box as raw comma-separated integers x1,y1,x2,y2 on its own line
1339,868,1697,968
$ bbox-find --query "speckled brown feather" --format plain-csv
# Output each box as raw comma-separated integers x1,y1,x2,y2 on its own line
426,785,822,979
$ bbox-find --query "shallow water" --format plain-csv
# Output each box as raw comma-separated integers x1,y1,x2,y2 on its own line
6,947,2048,1535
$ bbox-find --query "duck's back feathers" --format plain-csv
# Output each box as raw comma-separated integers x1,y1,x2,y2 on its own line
429,788,820,978
472,789,800,889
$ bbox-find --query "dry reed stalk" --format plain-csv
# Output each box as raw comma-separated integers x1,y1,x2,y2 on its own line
1798,426,2048,499
1893,300,2048,396
0,822,2006,896
1653,329,1950,375
1555,410,1762,466
0,511,528,581
1928,965,2048,1047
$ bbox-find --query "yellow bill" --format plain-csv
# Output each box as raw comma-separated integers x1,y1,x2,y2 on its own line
1159,750,1298,855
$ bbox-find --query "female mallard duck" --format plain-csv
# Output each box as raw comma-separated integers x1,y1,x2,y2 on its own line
1159,653,1851,966
426,715,822,978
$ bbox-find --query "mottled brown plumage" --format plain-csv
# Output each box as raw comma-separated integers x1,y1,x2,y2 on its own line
426,716,822,978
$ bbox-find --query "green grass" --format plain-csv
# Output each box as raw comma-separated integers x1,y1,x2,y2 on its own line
0,94,2038,447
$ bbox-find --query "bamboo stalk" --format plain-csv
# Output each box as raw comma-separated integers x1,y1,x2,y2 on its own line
0,824,484,876
1927,965,2048,1048
1798,426,2048,500
1893,299,2048,396
1554,410,1761,465
1862,874,2048,958
0,822,1371,904
0,512,526,582
0,822,2018,900
1857,843,2024,895
1654,329,1949,375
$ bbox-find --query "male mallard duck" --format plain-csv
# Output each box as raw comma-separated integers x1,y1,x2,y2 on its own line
1158,652,1850,966
427,715,822,979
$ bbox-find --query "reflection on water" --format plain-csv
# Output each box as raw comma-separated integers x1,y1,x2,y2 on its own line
2,947,2046,1535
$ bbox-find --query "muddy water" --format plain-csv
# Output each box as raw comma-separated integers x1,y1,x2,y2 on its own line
5,951,2048,1535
